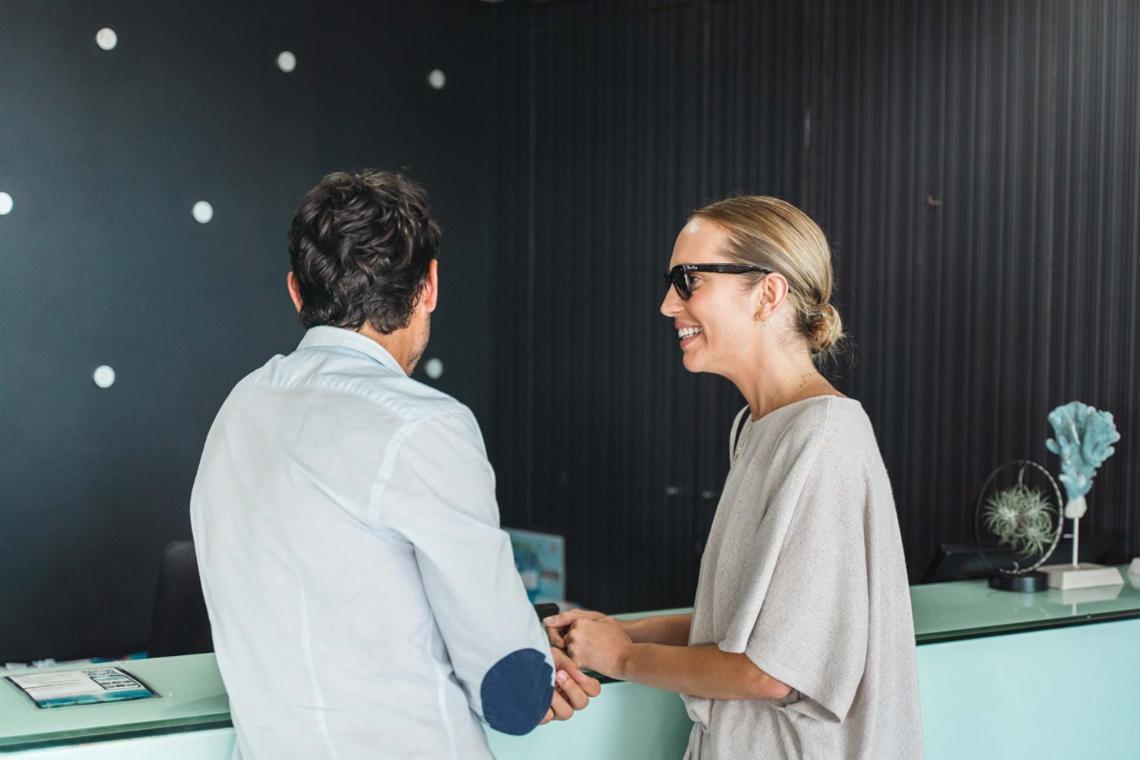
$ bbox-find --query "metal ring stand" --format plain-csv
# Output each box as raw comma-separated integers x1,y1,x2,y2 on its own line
972,459,1064,592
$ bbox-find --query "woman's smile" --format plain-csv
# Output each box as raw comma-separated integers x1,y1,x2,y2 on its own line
676,323,704,348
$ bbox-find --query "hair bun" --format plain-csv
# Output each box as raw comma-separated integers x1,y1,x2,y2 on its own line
810,303,845,355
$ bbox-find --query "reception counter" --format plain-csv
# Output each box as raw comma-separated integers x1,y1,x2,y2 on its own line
3,571,1139,759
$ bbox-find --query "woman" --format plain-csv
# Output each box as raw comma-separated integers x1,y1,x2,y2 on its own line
545,197,923,759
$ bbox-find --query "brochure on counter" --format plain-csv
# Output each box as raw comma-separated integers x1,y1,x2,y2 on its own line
5,666,156,708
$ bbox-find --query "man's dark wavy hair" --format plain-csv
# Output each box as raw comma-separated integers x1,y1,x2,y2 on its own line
288,170,441,334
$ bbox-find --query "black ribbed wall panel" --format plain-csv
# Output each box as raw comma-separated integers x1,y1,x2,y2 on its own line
494,0,804,612
799,0,1140,581
494,0,1140,611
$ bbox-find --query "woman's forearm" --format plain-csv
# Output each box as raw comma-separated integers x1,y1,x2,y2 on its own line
617,643,791,701
620,614,692,646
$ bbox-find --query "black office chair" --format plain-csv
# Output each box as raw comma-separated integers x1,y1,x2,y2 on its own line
148,539,214,657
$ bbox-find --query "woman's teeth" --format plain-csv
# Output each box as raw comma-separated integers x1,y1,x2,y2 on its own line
678,326,702,339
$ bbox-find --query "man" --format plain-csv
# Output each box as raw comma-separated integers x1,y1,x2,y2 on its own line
190,170,598,759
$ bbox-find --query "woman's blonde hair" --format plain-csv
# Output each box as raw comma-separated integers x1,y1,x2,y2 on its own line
692,195,844,362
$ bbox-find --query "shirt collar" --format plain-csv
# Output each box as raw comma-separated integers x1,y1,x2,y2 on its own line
296,326,406,375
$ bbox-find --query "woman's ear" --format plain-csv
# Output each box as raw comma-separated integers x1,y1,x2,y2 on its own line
753,272,790,321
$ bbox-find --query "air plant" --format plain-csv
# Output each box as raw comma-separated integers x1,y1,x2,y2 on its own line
983,484,1057,557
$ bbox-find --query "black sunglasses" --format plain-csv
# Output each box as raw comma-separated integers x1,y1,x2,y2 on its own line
663,263,773,300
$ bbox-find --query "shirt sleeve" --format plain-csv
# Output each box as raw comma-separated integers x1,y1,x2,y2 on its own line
738,438,870,724
374,408,554,735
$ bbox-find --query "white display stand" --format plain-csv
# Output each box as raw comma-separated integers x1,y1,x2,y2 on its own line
1038,562,1125,590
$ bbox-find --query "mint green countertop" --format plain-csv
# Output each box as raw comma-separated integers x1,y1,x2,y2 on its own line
0,655,229,752
3,569,1138,753
911,567,1140,642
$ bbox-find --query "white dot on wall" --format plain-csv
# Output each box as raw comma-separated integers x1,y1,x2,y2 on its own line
93,365,116,389
95,27,118,51
427,69,446,90
0,192,12,216
192,201,214,224
424,358,444,380
276,51,297,73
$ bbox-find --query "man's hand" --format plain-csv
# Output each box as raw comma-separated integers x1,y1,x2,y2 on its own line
564,616,634,679
538,648,602,724
543,609,609,650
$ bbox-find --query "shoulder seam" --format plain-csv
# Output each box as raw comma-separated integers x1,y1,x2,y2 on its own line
365,409,476,526
249,370,463,426
816,397,859,471
795,396,838,481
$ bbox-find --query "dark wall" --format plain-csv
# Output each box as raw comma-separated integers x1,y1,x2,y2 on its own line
0,1,500,663
799,0,1140,588
492,0,806,613
492,0,1140,612
4,0,1138,660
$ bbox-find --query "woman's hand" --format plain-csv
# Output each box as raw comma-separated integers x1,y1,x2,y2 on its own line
543,609,609,649
539,648,603,724
563,616,634,678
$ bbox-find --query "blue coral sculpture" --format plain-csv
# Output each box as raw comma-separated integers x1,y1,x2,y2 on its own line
1045,401,1120,526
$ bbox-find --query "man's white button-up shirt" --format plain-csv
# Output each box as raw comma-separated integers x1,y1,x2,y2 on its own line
190,326,553,760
